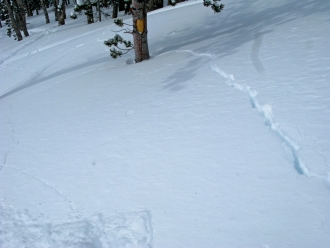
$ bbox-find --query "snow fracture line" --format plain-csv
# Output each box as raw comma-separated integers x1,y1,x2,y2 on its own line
0,163,77,210
210,64,330,188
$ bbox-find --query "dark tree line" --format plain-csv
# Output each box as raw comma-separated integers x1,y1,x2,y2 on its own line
1,0,224,64
0,0,58,40
1,0,29,40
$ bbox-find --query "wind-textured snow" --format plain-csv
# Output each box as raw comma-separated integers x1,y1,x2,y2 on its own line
1,0,330,247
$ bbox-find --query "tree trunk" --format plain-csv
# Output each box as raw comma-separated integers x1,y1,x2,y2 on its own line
24,0,33,16
12,0,29,36
40,0,50,23
132,0,149,63
58,0,65,25
17,0,27,22
112,1,118,18
86,0,93,24
119,0,124,11
4,0,23,41
147,0,154,12
53,0,58,21
97,0,101,22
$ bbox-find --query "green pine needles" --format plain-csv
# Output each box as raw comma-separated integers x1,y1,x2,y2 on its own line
104,19,134,59
203,0,224,13
104,33,134,59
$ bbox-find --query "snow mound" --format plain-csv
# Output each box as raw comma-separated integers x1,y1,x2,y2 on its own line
0,203,153,248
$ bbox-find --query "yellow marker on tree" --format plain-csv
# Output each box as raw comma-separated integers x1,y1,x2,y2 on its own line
136,19,145,34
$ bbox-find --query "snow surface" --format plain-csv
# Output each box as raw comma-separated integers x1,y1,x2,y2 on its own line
1,0,330,247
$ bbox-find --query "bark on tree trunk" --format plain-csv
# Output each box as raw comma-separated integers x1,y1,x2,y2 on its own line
86,0,93,24
147,0,154,12
58,0,65,25
97,0,101,22
132,0,149,63
53,0,58,21
40,0,50,23
24,0,33,16
4,0,23,41
112,1,118,18
17,0,27,22
119,0,125,11
12,0,29,36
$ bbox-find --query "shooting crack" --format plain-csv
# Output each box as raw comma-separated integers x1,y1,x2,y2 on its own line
210,64,330,189
1,112,19,171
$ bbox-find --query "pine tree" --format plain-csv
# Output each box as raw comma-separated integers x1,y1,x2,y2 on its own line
57,0,65,25
53,0,58,20
131,0,149,62
105,0,224,63
71,0,110,23
4,0,23,40
12,0,29,36
39,0,49,23
0,0,8,28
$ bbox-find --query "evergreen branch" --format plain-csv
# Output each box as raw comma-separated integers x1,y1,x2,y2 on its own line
111,29,133,34
114,19,133,27
104,34,134,58
109,47,132,59
203,0,224,13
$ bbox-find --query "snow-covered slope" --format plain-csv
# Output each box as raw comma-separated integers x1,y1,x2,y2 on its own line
1,0,330,247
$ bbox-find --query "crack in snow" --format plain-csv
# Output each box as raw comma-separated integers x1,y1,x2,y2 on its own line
285,123,330,170
1,111,19,171
0,163,78,211
210,64,330,187
175,49,217,59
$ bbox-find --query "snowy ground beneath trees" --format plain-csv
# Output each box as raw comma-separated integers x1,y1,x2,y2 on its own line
1,0,330,247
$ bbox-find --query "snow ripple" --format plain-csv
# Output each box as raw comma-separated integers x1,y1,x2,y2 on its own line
0,27,58,66
175,49,217,59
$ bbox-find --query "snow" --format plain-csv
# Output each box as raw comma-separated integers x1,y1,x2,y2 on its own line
76,0,84,6
1,0,330,247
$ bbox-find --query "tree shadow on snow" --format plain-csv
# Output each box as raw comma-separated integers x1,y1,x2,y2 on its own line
0,57,110,100
151,0,330,91
161,57,205,91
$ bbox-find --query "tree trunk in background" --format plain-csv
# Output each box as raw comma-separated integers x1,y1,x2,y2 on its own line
17,0,27,22
24,0,33,16
112,1,118,18
58,0,65,25
53,0,58,21
132,0,149,62
4,0,23,41
97,0,101,22
119,0,124,11
147,0,154,12
85,0,93,24
40,0,50,23
12,0,29,36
